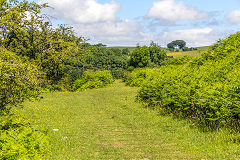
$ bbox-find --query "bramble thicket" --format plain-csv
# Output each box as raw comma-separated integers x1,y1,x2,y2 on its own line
126,32,240,130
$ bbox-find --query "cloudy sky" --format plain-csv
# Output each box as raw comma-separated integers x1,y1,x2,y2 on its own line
36,0,240,47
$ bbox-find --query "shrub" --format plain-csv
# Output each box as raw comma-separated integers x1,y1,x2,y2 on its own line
111,69,125,79
124,68,155,87
0,48,49,159
129,42,167,68
0,47,41,111
182,47,189,51
0,114,50,160
73,70,114,91
166,56,191,65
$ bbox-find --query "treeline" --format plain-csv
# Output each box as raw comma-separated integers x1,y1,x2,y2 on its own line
125,32,240,131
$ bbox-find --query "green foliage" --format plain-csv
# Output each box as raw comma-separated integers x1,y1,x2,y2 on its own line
182,47,197,51
129,42,167,68
110,69,126,79
68,43,128,82
73,70,114,91
0,113,49,160
0,0,82,87
129,32,240,130
124,68,155,87
167,40,186,49
0,47,49,158
121,48,130,55
0,47,41,111
0,0,128,91
85,44,128,71
166,55,191,65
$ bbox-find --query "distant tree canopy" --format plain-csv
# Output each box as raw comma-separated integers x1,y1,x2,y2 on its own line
122,48,130,55
167,40,186,49
129,42,167,68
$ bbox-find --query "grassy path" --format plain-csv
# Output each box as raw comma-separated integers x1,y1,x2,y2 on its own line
24,81,240,159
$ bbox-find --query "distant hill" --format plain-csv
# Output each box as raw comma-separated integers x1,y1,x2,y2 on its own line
109,45,211,58
167,45,211,58
109,46,136,52
196,46,211,51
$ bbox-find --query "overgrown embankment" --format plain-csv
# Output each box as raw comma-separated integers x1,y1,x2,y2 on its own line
126,32,240,130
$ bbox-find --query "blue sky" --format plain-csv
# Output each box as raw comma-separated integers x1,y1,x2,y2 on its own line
37,0,240,47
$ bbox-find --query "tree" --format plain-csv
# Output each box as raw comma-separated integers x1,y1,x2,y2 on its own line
0,0,84,86
167,43,175,49
129,42,167,68
167,40,186,49
122,48,130,55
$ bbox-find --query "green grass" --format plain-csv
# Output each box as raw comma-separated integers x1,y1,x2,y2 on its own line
166,46,211,58
196,46,211,51
167,50,206,58
22,80,240,159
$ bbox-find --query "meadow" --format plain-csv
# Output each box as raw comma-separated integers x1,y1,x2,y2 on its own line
167,50,205,58
22,81,240,159
166,46,210,58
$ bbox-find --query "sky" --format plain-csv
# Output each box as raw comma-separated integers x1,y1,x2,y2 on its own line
36,0,240,47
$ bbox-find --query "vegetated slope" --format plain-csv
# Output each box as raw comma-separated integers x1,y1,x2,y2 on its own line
135,32,240,130
23,81,240,159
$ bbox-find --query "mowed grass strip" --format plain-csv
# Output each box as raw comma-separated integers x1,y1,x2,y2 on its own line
23,81,240,159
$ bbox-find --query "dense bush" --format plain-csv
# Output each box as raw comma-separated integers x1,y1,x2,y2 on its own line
0,48,49,158
124,68,155,87
0,48,41,111
129,42,167,68
182,47,198,51
165,56,191,65
75,43,129,75
111,69,126,79
73,70,114,91
133,32,240,130
0,114,50,160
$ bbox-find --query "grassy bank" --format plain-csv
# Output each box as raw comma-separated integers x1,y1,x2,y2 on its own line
23,81,240,159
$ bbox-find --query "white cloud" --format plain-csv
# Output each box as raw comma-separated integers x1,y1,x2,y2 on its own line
227,10,240,24
39,0,120,23
71,19,146,46
147,0,208,21
38,0,222,47
38,0,145,46
160,28,218,47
